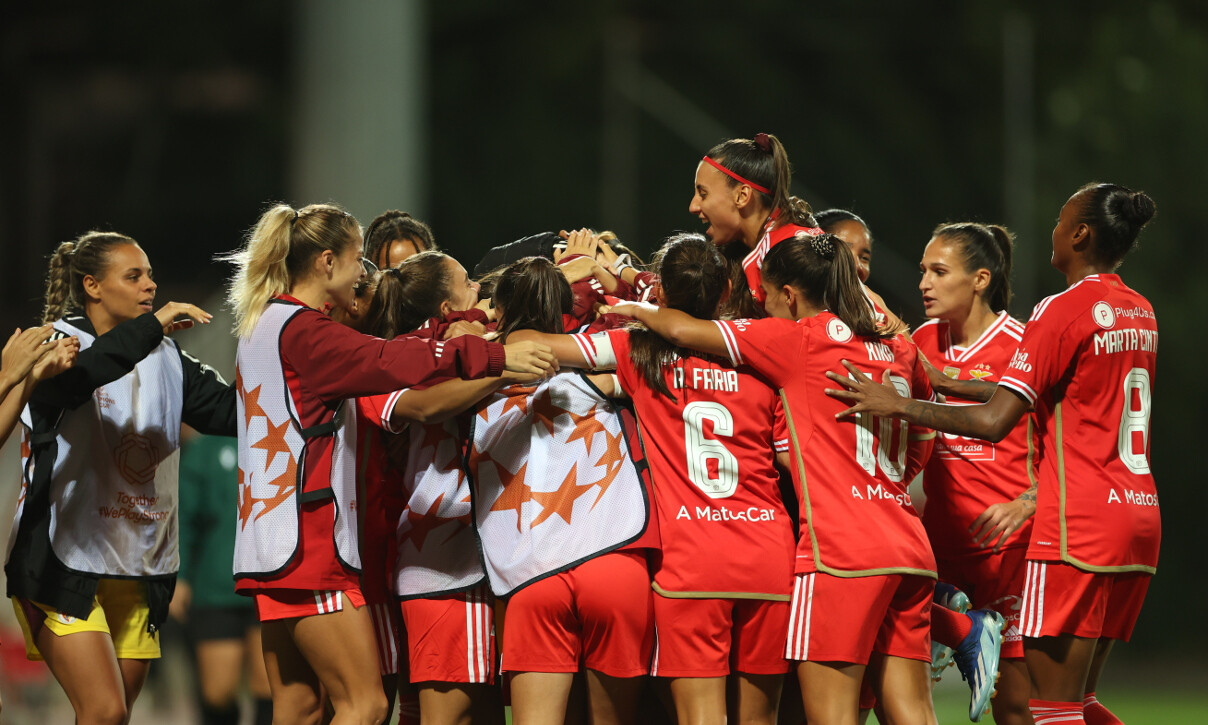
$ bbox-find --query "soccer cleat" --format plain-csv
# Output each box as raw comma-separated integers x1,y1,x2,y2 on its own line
930,583,972,681
952,609,1005,722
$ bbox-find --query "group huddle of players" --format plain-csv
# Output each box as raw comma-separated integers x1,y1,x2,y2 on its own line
3,132,1158,725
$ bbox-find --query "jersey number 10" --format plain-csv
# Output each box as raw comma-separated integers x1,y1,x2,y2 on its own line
854,372,912,482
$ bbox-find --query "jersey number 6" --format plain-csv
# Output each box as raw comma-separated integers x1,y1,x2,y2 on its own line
684,401,739,499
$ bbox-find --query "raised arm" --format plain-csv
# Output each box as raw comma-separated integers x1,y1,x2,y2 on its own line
605,301,730,359
826,360,1029,443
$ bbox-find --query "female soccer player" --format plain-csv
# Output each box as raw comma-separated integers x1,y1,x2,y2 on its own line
815,209,908,335
224,203,554,725
510,234,796,725
363,209,437,269
913,222,1034,724
688,133,821,317
478,256,655,725
9,231,228,725
606,234,938,725
359,252,516,725
828,183,1159,725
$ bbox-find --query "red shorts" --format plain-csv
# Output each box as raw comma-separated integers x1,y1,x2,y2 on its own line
652,596,790,677
937,546,1028,659
400,585,495,684
1021,561,1150,641
786,573,931,665
254,587,366,622
368,602,403,676
501,551,653,678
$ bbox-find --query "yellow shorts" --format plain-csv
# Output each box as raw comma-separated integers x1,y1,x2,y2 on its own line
12,579,161,661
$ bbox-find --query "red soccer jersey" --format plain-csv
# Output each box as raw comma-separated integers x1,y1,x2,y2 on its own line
998,274,1159,572
742,214,823,305
571,329,794,598
354,392,409,604
914,312,1037,557
716,313,936,577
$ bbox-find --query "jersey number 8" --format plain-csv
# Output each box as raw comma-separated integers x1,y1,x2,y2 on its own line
1118,367,1152,475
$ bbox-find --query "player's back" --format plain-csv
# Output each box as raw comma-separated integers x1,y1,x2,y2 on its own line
585,328,794,597
717,312,936,577
1001,273,1159,571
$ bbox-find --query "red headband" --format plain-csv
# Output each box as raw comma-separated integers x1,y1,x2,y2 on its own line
701,156,771,195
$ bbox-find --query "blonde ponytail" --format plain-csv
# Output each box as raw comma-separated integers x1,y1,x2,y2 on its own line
225,205,295,338
223,202,361,338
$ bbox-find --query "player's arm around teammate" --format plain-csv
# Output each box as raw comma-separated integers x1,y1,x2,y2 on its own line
8,231,224,725
610,234,941,725
829,184,1160,725
224,204,554,725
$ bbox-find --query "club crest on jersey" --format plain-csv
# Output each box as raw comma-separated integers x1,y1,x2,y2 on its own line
1092,301,1116,329
826,318,853,343
942,366,961,379
969,363,994,380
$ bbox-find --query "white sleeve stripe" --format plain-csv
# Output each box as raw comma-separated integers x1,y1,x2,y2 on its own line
998,377,1037,404
714,320,742,365
587,332,616,370
382,389,408,434
571,334,596,368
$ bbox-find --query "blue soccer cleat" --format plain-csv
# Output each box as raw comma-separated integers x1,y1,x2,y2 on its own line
930,582,972,681
952,608,1005,722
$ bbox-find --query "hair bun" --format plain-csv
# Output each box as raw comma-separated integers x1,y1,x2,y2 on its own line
807,232,837,260
1125,191,1157,226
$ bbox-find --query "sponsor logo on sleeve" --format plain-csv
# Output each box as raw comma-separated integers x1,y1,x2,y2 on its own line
1008,350,1032,373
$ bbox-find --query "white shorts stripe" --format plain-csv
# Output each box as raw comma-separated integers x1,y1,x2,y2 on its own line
314,591,341,615
465,588,478,681
368,603,399,676
1022,561,1047,638
785,573,815,661
463,587,492,683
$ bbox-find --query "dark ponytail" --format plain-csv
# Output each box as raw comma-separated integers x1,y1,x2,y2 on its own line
705,133,815,228
629,234,730,401
42,231,138,323
1074,183,1157,268
931,222,1015,313
761,233,886,338
363,251,453,338
493,257,573,339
